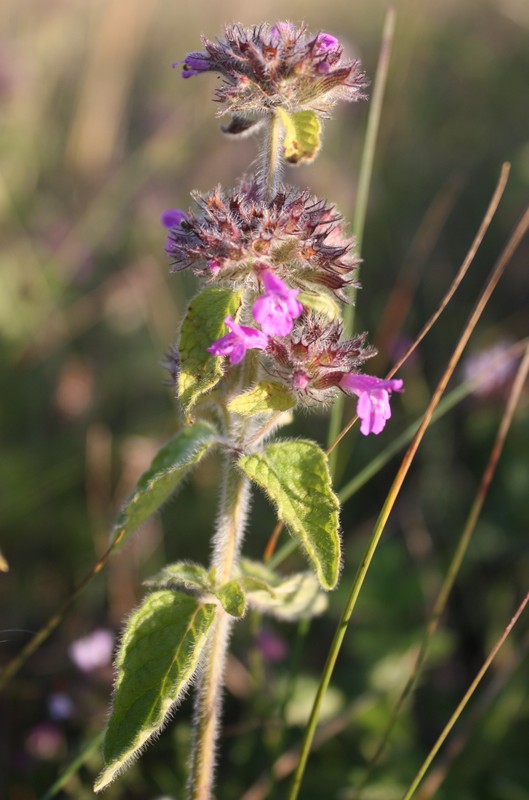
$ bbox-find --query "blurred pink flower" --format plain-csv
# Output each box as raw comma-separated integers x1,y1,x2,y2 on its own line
26,723,65,760
69,628,114,672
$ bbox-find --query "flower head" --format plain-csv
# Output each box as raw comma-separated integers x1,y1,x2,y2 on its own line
252,269,303,335
174,23,367,118
340,373,404,435
266,315,375,406
207,315,268,364
167,179,358,299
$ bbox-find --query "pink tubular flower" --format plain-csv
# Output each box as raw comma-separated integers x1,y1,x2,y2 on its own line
252,270,304,336
207,316,268,365
340,374,404,435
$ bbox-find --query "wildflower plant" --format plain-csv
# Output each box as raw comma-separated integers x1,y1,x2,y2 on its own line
94,22,403,799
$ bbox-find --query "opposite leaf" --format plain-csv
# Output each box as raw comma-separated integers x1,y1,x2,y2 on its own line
94,591,216,792
143,561,211,593
238,559,328,621
277,108,322,165
178,287,241,419
111,421,218,546
227,381,296,416
238,440,340,590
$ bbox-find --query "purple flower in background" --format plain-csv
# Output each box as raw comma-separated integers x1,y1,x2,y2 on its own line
340,374,404,435
68,628,114,672
48,692,74,721
252,270,303,336
256,627,288,663
208,316,268,364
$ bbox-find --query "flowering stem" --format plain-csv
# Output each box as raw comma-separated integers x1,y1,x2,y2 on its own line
188,456,250,800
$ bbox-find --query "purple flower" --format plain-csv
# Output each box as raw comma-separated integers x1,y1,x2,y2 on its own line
162,209,188,255
174,52,211,78
161,208,187,229
313,32,340,53
207,316,268,365
252,270,303,336
340,374,404,435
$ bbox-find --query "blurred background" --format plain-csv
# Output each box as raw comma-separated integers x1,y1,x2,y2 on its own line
1,0,529,798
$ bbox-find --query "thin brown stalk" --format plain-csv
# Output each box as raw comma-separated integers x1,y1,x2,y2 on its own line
357,341,529,795
328,162,511,457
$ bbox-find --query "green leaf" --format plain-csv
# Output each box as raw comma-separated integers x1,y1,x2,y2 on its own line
94,591,216,792
227,381,296,416
238,559,328,620
277,108,322,165
111,421,218,546
143,561,210,593
298,291,341,321
216,580,247,618
178,287,241,419
238,440,341,590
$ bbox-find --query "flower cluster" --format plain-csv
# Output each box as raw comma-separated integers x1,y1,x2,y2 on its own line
175,22,367,117
164,179,358,299
165,22,403,437
203,275,403,435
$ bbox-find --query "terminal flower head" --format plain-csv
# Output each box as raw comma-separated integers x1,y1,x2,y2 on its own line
207,316,268,364
174,22,367,118
252,269,303,335
340,374,404,435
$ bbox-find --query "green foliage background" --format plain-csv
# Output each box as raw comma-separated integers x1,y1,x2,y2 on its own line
1,1,528,798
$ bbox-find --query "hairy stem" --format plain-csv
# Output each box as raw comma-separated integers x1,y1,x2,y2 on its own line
261,111,282,200
187,456,250,800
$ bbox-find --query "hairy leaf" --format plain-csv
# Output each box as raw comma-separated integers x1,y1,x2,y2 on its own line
238,559,328,620
178,287,241,419
239,440,340,590
94,591,216,792
277,108,322,165
227,381,296,416
111,421,218,546
143,561,210,593
216,580,247,618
